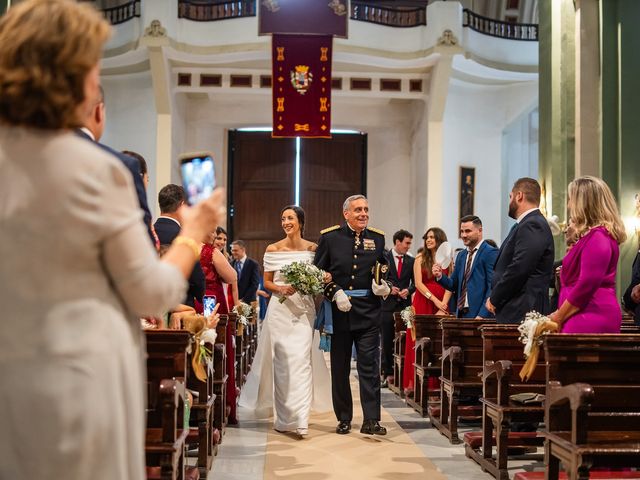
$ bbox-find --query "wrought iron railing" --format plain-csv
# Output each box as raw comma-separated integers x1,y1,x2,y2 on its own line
463,8,538,41
178,0,256,22
85,0,140,25
350,1,426,28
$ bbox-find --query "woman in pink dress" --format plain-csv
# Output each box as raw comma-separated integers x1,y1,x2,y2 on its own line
549,176,627,333
200,227,241,423
403,227,451,395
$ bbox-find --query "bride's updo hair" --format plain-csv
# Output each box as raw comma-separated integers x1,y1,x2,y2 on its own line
281,205,306,238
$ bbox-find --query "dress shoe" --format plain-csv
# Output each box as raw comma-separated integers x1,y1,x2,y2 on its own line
360,420,387,435
380,378,389,388
336,421,351,434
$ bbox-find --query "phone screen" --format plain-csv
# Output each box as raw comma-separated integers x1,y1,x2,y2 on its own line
180,154,216,205
203,295,217,318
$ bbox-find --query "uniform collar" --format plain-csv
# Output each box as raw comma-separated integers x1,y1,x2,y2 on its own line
345,222,366,236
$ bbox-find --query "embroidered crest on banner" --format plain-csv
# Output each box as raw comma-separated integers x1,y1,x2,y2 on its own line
291,65,313,95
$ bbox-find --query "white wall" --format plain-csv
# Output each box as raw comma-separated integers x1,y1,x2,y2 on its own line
101,71,158,216
440,78,538,251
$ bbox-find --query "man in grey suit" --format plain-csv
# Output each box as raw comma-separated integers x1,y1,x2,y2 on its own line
487,178,554,324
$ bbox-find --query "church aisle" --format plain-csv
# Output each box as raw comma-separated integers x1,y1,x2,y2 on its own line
210,363,542,480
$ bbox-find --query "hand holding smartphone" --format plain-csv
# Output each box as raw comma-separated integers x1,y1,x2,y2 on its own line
203,295,218,318
179,152,216,206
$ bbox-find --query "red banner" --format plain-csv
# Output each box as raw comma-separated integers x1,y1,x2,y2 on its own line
272,34,332,138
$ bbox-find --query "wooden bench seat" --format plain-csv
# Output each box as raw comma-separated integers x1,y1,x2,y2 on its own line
543,334,640,480
430,318,495,444
390,312,406,397
214,317,229,437
514,471,640,480
465,325,546,480
406,314,444,416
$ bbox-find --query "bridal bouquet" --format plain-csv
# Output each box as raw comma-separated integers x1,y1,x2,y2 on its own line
517,311,558,381
400,305,417,341
278,261,325,303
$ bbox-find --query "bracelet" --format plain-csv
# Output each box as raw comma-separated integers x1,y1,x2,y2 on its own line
425,291,432,300
173,235,201,260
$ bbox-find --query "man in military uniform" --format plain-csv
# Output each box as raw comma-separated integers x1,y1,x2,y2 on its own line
314,194,391,435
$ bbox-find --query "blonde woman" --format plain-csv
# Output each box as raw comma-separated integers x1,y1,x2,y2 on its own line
549,176,627,333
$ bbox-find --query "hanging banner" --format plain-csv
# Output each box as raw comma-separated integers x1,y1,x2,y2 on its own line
272,34,333,138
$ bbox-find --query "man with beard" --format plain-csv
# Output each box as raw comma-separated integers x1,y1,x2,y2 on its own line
486,178,554,324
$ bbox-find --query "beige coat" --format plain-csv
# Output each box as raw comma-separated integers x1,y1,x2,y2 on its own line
0,127,187,479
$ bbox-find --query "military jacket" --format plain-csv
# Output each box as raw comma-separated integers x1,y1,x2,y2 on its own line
314,223,387,331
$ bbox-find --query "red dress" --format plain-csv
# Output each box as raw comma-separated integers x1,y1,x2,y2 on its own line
200,244,238,423
403,266,448,391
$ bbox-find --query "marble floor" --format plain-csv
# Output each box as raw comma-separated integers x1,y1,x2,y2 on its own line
208,369,544,480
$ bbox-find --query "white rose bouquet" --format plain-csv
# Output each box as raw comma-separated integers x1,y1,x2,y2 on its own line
400,305,417,341
279,261,325,303
233,301,254,335
517,311,558,381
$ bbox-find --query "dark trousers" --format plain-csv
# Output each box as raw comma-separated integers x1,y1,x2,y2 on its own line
330,325,381,422
380,310,396,377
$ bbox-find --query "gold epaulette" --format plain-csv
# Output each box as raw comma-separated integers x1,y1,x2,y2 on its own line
320,225,340,235
367,226,385,236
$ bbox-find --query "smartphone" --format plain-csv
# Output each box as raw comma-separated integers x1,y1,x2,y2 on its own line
203,295,217,318
179,152,216,205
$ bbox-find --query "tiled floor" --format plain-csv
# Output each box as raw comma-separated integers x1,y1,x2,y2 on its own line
209,372,544,479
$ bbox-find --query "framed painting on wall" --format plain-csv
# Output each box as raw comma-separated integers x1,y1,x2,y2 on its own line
459,167,475,226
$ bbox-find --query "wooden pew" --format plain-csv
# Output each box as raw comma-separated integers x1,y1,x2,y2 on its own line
235,316,246,389
405,314,444,416
390,312,406,398
213,315,229,437
145,330,191,480
465,325,545,480
186,334,217,477
543,334,640,480
430,317,495,444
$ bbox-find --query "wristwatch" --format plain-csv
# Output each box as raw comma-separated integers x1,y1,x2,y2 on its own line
426,292,432,300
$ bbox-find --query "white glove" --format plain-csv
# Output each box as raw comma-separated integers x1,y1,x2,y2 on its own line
372,279,391,297
333,289,352,312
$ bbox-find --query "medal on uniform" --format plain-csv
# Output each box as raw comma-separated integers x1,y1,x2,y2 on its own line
354,232,361,248
363,239,375,251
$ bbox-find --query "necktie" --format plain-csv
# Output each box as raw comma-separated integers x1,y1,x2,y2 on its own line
396,255,403,277
235,261,243,277
457,248,477,313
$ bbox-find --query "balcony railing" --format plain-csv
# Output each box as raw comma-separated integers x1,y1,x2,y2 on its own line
463,8,538,41
178,0,256,22
82,0,140,25
350,1,426,28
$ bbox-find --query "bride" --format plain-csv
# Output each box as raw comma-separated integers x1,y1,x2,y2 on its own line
239,205,332,436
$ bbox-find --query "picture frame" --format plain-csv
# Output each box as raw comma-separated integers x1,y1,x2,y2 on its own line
459,166,475,228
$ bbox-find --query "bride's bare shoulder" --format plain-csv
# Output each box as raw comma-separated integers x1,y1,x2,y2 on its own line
265,243,280,253
305,240,318,252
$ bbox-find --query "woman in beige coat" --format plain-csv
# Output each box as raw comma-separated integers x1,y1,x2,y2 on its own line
0,1,224,479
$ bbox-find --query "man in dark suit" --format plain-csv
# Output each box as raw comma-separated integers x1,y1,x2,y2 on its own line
77,85,154,243
230,240,260,305
314,195,391,436
434,215,498,318
623,250,640,325
154,184,205,308
487,178,554,324
381,229,415,387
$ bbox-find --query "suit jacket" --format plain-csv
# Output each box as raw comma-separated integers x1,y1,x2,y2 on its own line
382,249,415,312
623,250,640,325
76,130,154,243
314,224,386,332
154,217,205,308
232,257,260,304
437,241,498,318
490,209,555,324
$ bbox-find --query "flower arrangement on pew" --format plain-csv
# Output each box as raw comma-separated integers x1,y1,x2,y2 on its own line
278,261,326,303
401,305,417,341
183,313,219,382
232,301,254,335
517,311,558,381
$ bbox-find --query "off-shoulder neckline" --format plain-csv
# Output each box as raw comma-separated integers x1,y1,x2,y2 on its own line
264,250,315,254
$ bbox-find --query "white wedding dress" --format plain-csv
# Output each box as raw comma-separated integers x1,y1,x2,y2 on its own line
239,251,332,433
